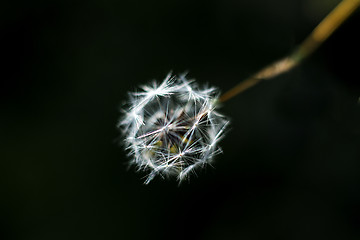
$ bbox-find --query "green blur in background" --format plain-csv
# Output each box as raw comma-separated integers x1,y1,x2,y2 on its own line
1,0,360,239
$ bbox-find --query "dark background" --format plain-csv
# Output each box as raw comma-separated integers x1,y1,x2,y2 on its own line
1,0,360,239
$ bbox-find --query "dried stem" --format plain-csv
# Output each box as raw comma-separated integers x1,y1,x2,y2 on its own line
219,0,360,103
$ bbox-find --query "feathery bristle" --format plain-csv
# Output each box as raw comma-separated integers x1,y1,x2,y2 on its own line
118,73,229,184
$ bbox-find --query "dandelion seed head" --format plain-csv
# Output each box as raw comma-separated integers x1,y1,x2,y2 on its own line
118,73,229,184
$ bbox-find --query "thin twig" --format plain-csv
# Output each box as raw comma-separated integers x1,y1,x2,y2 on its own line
219,0,360,103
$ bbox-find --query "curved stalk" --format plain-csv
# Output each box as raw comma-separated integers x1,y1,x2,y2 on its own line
219,0,360,103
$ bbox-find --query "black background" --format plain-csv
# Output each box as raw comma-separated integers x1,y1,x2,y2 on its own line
1,0,360,239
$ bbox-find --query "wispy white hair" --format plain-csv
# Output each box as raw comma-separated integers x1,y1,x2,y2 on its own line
118,73,229,184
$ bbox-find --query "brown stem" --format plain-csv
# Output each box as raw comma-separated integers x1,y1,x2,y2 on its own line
219,0,360,103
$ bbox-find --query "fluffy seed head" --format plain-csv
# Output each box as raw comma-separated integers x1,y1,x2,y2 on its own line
118,73,229,184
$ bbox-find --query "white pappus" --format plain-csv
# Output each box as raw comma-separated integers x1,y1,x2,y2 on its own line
118,73,229,184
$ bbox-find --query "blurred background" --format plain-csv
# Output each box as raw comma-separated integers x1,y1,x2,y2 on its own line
1,0,360,239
